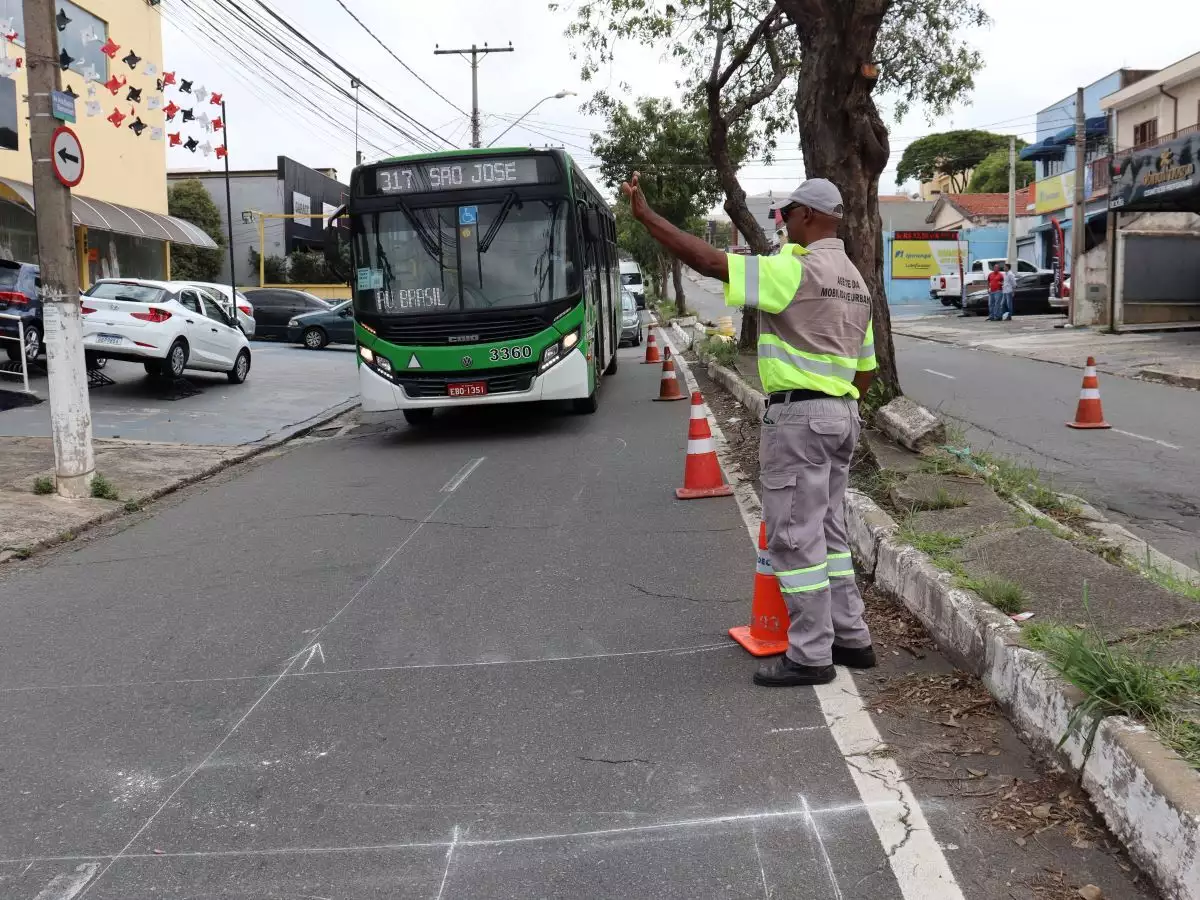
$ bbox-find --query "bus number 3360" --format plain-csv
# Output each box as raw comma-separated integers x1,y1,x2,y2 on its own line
489,346,534,362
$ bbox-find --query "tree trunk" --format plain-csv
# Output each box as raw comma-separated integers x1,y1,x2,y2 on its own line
672,257,686,316
706,89,765,352
788,1,900,394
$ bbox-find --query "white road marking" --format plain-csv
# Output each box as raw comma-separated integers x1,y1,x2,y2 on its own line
750,824,770,899
441,457,485,492
801,797,844,900
287,642,325,672
1112,429,1181,451
665,330,966,900
768,726,826,734
32,864,100,900
922,368,956,380
434,825,460,900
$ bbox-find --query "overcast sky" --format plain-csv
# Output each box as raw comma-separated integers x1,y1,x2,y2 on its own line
161,0,1200,202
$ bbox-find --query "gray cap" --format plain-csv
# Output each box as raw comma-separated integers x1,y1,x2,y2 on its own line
774,178,844,219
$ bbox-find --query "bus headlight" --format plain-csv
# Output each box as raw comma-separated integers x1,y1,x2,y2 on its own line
359,345,375,364
539,327,581,373
376,355,393,374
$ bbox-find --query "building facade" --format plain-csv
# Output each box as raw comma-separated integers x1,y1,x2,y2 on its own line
0,0,215,284
170,157,347,287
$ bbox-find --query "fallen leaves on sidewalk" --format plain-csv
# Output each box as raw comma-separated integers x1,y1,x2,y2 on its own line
985,772,1108,850
862,583,934,658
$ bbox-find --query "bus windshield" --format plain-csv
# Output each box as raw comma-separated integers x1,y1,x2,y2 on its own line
353,198,578,315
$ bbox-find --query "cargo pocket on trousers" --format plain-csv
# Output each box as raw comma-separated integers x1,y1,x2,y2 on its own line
809,418,849,439
761,472,799,551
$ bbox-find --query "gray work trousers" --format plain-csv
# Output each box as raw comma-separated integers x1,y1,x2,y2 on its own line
760,396,872,666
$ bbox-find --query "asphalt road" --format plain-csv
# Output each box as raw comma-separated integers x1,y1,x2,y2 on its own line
0,341,359,445
896,335,1200,566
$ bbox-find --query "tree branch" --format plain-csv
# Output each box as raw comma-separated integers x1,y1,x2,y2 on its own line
717,4,781,90
727,29,786,123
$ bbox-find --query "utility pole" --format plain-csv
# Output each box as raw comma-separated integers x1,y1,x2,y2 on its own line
221,100,236,309
1069,86,1087,328
26,0,94,498
434,42,514,148
1006,135,1017,270
351,78,362,166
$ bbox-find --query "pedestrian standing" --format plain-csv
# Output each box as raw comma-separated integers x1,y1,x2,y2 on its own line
622,173,877,687
1001,263,1016,321
986,262,1004,320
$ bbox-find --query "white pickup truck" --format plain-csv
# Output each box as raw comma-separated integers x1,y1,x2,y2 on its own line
930,258,1048,306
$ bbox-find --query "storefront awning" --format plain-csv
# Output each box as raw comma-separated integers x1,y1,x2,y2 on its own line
1028,209,1108,233
1019,139,1065,161
1109,130,1200,214
1049,116,1109,146
0,177,218,249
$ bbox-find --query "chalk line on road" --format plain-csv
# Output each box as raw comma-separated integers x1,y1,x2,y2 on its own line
922,368,956,380
665,328,965,900
441,456,486,492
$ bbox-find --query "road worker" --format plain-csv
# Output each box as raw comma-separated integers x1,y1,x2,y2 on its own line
622,174,877,687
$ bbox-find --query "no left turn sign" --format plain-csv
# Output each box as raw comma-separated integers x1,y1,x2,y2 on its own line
50,125,84,188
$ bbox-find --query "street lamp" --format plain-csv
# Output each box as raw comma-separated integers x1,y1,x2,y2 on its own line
487,90,577,148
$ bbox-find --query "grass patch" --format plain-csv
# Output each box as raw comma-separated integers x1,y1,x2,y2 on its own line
1129,547,1200,602
32,476,54,495
11,546,32,560
859,378,899,423
896,523,968,575
123,499,142,513
698,335,739,368
1025,611,1200,768
911,487,969,511
958,573,1027,614
90,474,119,501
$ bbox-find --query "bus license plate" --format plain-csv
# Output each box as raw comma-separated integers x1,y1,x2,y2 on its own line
447,380,487,398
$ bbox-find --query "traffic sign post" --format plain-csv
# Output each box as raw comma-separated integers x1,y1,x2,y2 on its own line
50,125,84,188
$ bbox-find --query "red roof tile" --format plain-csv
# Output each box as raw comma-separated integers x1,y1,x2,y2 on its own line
941,189,1031,219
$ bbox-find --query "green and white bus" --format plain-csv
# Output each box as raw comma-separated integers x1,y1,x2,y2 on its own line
334,148,620,424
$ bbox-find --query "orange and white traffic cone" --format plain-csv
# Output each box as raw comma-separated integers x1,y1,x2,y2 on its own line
653,356,687,402
1067,356,1111,429
728,521,790,656
676,392,734,498
642,329,662,364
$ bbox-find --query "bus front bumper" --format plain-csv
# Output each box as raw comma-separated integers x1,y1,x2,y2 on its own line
360,349,591,412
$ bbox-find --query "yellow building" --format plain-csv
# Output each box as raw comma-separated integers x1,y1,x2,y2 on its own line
0,0,214,286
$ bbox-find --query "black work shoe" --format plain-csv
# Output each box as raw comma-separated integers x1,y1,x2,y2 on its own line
753,656,836,687
832,644,878,669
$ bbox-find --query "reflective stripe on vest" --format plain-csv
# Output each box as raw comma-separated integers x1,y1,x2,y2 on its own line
758,333,858,395
743,256,761,308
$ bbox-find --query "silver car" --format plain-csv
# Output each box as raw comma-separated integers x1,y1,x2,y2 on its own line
619,289,642,346
183,281,256,338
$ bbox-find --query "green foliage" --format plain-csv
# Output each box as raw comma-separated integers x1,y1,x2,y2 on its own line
896,130,1019,192
699,335,738,367
248,249,289,285
123,500,142,513
167,179,226,282
286,250,347,285
90,474,118,501
957,574,1027,614
1129,548,1200,602
32,476,53,495
1025,613,1200,768
967,147,1034,193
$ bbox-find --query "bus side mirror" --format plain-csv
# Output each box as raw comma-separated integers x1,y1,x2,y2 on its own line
324,206,348,283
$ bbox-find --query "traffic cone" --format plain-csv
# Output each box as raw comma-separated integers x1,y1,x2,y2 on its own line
653,356,687,402
642,329,662,364
729,521,790,656
676,392,734,498
1067,356,1111,429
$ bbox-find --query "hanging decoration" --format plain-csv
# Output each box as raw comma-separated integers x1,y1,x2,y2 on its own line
85,99,102,117
145,62,158,77
215,145,227,160
147,95,162,111
0,57,17,78
128,117,146,137
126,85,142,103
86,83,96,98
168,132,181,146
63,84,78,99
104,74,126,95
181,107,194,123
184,137,198,153
150,126,164,141
106,107,127,128
164,100,179,120
200,141,213,157
100,37,120,58
122,50,140,70
211,116,223,131
80,25,100,44
210,92,222,106
196,111,210,131
56,8,71,31
179,79,192,94
81,63,100,82
58,48,73,70
162,71,176,86
193,85,208,103
0,18,16,41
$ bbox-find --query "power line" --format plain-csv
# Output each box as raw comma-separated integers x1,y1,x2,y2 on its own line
330,0,469,117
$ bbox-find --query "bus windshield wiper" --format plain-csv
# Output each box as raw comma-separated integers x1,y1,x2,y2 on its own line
394,195,443,261
479,192,519,254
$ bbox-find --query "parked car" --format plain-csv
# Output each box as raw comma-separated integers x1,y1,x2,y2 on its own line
1049,275,1071,314
80,279,252,382
962,272,1054,317
619,289,642,347
931,258,1049,303
182,281,257,337
619,260,646,309
243,288,330,338
287,299,355,349
0,259,42,364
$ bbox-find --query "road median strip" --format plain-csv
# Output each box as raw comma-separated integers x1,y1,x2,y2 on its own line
678,321,1200,900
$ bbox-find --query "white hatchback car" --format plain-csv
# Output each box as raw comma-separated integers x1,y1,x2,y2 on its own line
82,279,252,383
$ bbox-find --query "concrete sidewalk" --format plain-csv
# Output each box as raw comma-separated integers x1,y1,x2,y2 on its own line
893,313,1200,388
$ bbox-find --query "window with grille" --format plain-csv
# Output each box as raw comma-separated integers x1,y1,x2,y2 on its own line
1133,119,1158,147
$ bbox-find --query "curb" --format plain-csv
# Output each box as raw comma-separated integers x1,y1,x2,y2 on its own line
680,349,1200,900
1,398,360,566
1140,367,1200,391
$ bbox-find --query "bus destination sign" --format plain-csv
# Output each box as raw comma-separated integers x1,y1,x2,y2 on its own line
375,157,547,195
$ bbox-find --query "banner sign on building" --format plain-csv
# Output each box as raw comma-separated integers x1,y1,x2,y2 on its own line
1109,131,1200,213
292,191,313,228
891,231,964,279
1034,172,1074,214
